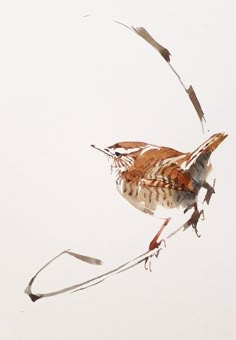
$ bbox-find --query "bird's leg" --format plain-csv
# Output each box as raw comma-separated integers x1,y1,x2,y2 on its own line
144,218,170,271
149,218,170,251
202,179,216,205
183,203,204,237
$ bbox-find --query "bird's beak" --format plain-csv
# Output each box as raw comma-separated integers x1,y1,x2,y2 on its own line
91,144,112,157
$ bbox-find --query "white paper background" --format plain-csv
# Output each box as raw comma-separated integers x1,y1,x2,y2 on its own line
0,1,235,339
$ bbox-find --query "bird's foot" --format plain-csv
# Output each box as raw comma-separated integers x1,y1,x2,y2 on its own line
144,218,170,272
183,208,204,238
203,179,216,205
144,239,166,272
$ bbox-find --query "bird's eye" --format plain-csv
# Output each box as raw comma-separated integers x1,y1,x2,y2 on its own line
115,151,122,157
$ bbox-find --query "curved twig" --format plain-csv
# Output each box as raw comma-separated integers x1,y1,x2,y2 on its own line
25,221,189,302
114,21,207,132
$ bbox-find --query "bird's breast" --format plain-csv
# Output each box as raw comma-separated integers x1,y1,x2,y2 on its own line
116,177,196,215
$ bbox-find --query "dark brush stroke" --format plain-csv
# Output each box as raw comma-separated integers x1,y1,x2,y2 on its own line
114,21,207,131
25,219,198,302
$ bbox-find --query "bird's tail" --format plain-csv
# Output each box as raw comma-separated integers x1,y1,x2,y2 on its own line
185,132,228,169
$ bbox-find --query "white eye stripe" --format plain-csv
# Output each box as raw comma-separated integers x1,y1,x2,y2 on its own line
112,145,161,156
112,147,141,155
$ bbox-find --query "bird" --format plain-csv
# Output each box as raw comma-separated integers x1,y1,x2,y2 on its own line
91,132,227,252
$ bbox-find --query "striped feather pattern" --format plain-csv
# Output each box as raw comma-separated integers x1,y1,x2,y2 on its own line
93,132,227,215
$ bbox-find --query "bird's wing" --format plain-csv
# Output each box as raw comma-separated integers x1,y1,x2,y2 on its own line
142,162,196,193
121,147,196,193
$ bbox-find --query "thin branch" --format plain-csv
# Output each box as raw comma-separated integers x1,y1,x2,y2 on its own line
25,221,189,302
24,250,103,302
114,22,207,132
25,248,162,302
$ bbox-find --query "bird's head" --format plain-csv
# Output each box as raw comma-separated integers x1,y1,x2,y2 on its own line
91,142,148,172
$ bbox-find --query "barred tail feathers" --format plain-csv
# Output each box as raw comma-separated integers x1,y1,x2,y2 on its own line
185,132,228,169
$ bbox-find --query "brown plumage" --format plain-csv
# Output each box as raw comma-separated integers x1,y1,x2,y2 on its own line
92,132,227,249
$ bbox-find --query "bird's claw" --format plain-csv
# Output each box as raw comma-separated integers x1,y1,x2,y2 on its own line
184,209,204,238
144,239,166,272
203,180,216,205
